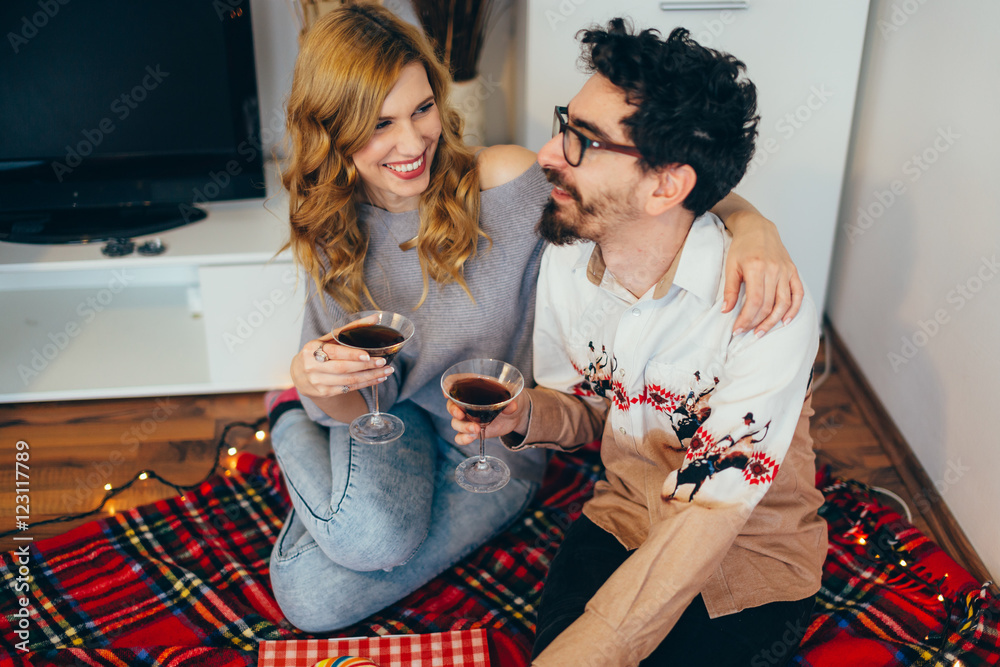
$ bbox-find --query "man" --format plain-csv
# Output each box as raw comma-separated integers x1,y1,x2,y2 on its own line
449,20,827,666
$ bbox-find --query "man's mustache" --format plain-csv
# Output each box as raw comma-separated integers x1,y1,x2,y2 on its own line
542,168,582,202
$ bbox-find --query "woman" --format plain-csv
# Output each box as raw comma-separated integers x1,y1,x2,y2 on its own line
267,1,803,633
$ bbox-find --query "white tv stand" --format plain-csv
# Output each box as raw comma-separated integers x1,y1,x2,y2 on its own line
0,162,303,403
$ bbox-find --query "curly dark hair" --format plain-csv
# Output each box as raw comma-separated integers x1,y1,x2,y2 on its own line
579,20,759,217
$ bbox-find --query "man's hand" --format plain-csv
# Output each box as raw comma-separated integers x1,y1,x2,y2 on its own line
447,394,531,446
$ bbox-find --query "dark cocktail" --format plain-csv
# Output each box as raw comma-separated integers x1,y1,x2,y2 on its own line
336,325,406,364
334,311,414,444
442,359,524,493
447,376,513,424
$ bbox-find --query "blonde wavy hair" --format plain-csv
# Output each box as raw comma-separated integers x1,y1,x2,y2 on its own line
281,1,483,312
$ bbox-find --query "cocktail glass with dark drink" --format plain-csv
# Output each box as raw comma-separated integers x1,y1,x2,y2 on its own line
441,359,524,493
334,310,414,444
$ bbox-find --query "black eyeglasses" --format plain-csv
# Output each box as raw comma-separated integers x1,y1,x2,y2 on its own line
552,106,642,167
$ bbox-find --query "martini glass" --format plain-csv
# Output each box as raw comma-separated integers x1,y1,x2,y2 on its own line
334,310,414,444
441,359,524,493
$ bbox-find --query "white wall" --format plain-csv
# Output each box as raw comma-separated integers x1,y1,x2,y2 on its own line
476,1,518,146
248,0,301,162
827,0,1000,579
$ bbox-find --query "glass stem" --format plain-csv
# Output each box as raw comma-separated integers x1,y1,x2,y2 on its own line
370,383,382,425
477,427,487,465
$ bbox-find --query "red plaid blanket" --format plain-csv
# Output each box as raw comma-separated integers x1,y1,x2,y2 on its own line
1,450,996,666
797,472,999,666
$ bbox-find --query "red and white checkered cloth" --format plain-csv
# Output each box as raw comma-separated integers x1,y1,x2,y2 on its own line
258,629,491,667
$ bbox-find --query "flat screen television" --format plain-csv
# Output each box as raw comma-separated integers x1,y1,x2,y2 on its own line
0,0,264,244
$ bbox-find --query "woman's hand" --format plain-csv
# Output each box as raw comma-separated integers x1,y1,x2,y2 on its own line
292,333,394,399
446,396,529,446
713,193,803,336
290,326,396,424
291,316,396,401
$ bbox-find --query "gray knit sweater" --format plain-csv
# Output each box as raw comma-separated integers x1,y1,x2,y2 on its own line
299,163,552,482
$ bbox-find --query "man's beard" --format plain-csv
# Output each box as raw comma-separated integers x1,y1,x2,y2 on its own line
537,198,584,245
536,167,638,246
537,168,591,245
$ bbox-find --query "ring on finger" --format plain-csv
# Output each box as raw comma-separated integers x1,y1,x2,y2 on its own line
341,385,350,394
313,344,330,363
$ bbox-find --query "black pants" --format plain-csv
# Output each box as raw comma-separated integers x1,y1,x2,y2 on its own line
533,515,815,667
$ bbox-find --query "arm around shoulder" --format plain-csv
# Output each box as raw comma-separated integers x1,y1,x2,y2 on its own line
477,144,538,190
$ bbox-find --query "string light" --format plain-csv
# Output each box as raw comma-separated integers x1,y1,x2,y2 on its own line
228,447,238,456
830,481,1000,667
821,477,1000,667
0,417,269,539
255,430,266,442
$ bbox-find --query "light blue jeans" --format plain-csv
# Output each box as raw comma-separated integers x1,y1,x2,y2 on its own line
268,402,538,633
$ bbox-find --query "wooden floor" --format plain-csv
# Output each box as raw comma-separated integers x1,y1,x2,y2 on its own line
0,330,953,566
0,393,273,551
809,338,933,536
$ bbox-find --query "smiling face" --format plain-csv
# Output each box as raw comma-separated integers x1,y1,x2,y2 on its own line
352,62,442,212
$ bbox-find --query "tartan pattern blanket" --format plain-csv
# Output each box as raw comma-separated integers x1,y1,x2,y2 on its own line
1,449,997,666
797,473,999,666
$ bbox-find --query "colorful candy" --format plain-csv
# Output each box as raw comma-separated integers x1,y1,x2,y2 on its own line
312,658,380,667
